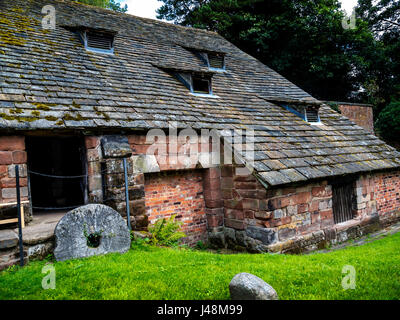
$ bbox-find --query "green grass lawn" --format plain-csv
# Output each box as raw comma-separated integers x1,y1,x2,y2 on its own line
1,232,400,300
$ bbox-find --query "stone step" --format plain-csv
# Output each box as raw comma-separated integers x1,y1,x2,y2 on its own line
15,222,56,245
0,247,27,271
0,257,28,272
0,213,62,269
0,229,18,250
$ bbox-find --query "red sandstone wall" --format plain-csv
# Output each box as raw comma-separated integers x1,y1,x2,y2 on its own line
84,134,400,251
0,136,30,222
339,104,374,134
221,165,334,242
85,136,102,203
218,162,400,251
127,134,214,171
0,136,28,203
202,167,223,231
145,170,207,245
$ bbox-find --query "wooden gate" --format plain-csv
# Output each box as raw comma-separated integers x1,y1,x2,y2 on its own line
332,181,355,224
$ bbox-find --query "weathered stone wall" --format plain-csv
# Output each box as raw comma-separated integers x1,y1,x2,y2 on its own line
85,135,147,230
84,133,215,244
212,164,335,252
85,136,103,203
0,234,54,271
202,167,224,246
85,133,400,253
89,129,396,254
0,136,31,223
208,162,400,253
145,170,207,245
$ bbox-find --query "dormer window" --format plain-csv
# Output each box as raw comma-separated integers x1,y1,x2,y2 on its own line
207,52,225,70
305,107,320,123
83,30,114,54
192,74,211,94
282,104,321,124
194,51,225,71
173,72,215,97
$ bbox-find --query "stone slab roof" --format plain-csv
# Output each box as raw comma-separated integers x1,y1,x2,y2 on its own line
1,0,400,187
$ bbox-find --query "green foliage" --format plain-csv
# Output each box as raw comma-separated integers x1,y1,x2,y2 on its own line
195,241,208,250
75,0,128,12
375,100,400,142
147,215,186,247
130,236,151,250
1,232,400,299
108,0,128,13
356,0,400,114
83,225,103,248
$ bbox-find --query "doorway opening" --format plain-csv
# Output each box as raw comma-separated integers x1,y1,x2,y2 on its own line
332,178,356,224
26,136,87,212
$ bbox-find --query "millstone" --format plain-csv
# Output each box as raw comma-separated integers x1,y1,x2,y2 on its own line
54,204,131,261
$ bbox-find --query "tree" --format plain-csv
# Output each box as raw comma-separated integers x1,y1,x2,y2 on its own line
76,0,128,13
375,100,400,143
157,0,378,102
108,0,128,12
356,0,400,114
357,0,400,34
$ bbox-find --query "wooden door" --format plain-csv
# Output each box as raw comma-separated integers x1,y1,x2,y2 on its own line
332,181,355,224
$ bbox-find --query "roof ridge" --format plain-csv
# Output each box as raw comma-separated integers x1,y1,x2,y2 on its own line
55,0,220,37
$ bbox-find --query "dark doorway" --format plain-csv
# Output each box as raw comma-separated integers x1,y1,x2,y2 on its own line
332,178,356,224
26,136,87,212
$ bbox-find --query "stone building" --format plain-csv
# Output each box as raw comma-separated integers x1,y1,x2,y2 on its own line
0,0,400,264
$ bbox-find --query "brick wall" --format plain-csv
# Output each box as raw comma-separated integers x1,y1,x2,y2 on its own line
145,170,207,245
0,136,30,222
375,171,400,216
354,171,400,223
339,104,374,134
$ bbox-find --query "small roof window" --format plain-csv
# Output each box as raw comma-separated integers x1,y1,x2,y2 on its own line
282,104,321,124
192,74,211,94
305,107,320,123
193,50,225,71
83,30,114,54
207,52,225,70
173,72,215,97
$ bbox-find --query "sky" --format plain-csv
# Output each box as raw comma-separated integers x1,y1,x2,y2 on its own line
119,0,359,20
119,0,161,19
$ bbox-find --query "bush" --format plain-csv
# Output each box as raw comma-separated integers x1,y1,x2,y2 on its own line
195,241,208,250
148,215,186,247
130,233,150,249
375,100,400,142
